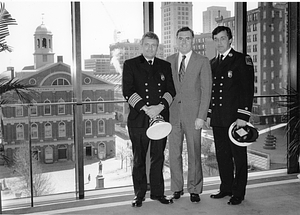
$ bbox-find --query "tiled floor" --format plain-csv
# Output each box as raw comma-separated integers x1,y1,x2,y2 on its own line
2,169,300,215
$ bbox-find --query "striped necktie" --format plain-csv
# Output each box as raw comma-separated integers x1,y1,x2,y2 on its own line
179,55,186,82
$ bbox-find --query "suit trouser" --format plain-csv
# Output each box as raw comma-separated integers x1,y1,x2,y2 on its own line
128,127,166,198
212,126,248,198
169,119,203,194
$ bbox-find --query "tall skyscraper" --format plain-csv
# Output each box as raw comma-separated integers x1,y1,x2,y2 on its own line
161,2,193,58
203,6,231,33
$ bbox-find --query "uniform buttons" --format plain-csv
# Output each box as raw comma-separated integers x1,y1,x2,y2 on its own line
220,83,223,86
145,89,148,92
212,104,215,106
159,90,161,92
214,77,216,79
145,83,148,86
158,83,161,86
212,90,214,93
146,102,149,105
219,104,222,106
213,83,215,86
146,96,149,99
212,97,214,100
220,90,222,93
245,107,248,110
221,76,224,79
125,96,128,99
159,96,162,98
220,97,222,99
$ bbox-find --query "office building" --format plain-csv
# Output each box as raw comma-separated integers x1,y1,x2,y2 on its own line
161,2,193,58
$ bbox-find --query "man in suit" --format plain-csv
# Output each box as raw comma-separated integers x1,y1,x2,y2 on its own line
167,27,212,203
122,32,176,207
207,26,254,205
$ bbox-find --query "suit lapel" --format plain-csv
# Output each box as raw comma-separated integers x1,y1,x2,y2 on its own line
181,51,196,84
185,52,196,73
172,53,180,84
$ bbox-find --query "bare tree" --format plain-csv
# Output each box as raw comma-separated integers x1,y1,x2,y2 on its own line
118,145,132,171
11,142,54,196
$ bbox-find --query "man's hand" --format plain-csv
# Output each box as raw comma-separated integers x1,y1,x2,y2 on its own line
195,118,205,130
205,117,211,129
145,104,164,119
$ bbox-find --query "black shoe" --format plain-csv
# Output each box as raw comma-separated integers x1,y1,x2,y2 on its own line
210,191,232,199
172,190,184,199
190,193,200,203
150,195,173,204
132,196,145,207
227,196,244,205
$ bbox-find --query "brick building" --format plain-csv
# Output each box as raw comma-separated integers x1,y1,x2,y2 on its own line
1,22,116,164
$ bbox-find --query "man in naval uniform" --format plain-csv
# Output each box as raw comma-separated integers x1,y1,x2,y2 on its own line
206,26,254,205
122,32,176,207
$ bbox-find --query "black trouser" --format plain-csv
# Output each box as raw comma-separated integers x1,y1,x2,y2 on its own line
212,126,248,198
128,127,167,198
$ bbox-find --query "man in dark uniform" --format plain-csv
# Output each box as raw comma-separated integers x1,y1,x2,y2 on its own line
206,26,254,205
122,32,176,207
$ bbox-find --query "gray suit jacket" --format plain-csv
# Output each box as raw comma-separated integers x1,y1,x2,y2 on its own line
167,51,212,126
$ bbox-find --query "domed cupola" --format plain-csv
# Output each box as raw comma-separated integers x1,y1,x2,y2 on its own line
35,23,52,35
33,22,54,69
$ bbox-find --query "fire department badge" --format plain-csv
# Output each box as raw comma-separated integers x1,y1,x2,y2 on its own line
160,73,165,81
228,70,233,78
228,53,233,57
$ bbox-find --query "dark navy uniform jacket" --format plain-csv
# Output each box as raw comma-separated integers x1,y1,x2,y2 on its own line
122,55,176,128
208,49,254,127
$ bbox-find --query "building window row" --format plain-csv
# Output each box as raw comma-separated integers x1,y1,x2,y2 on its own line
15,97,105,117
16,119,105,140
85,119,105,135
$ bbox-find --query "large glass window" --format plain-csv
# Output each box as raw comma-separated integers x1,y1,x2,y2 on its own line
0,2,293,205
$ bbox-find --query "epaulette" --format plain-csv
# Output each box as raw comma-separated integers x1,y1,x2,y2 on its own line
245,56,253,66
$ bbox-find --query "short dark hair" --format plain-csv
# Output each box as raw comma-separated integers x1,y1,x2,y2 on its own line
212,26,233,40
176,26,194,38
141,31,159,44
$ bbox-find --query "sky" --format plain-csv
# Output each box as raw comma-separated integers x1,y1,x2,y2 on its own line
0,1,257,73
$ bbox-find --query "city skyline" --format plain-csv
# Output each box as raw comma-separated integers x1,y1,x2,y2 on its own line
0,1,257,73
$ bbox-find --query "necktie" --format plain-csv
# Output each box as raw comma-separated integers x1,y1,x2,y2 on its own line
148,60,152,65
219,54,223,64
179,55,186,82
